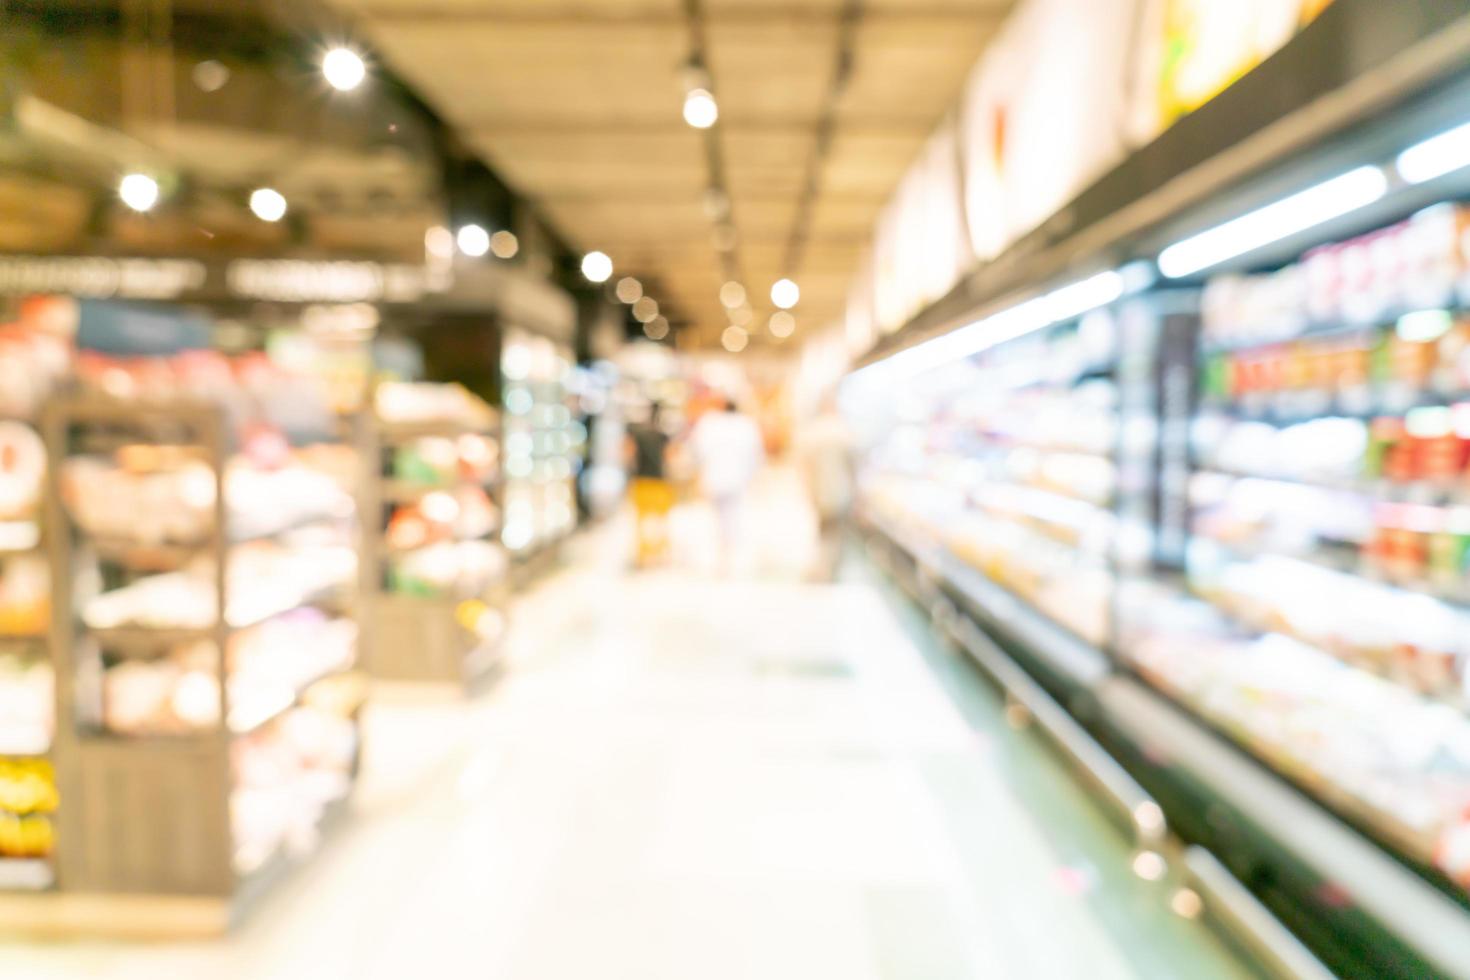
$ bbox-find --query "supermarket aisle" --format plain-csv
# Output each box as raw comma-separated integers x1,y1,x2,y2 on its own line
0,476,1252,979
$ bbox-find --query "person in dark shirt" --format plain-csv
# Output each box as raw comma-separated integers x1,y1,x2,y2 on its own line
626,402,674,567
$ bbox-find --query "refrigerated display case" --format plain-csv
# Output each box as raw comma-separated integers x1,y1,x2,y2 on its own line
500,331,580,563
849,76,1470,975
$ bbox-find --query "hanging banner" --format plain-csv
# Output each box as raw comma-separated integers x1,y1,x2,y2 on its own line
1153,0,1340,129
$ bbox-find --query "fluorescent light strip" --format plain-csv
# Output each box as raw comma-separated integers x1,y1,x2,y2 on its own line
1157,166,1389,279
869,270,1125,383
1397,119,1470,185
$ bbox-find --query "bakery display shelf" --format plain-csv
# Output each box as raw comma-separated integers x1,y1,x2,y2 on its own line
86,516,350,570
84,583,354,655
42,393,362,910
227,666,361,737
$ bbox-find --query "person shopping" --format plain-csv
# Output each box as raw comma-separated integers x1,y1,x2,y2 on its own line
626,403,673,568
689,397,764,574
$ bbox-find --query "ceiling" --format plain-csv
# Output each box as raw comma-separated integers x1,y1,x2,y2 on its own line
1,7,444,262
326,0,1015,347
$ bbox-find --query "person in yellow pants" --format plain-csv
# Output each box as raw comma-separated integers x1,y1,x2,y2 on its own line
626,403,673,568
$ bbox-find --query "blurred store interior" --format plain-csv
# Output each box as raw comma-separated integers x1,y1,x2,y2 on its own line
4,0,1470,977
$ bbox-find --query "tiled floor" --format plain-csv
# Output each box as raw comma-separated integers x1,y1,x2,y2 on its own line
0,473,1256,978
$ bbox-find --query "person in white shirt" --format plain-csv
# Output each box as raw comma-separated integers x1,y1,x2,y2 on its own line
688,397,764,573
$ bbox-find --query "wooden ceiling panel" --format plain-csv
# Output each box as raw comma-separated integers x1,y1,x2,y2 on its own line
469,129,705,200
332,0,1018,343
705,20,835,124
359,21,687,126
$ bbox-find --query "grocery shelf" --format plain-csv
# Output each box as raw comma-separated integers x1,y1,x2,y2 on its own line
227,666,360,736
1099,677,1470,980
362,383,508,689
863,511,1109,690
864,511,1470,978
42,393,363,906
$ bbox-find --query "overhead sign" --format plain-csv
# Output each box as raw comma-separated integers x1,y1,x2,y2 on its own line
0,256,207,300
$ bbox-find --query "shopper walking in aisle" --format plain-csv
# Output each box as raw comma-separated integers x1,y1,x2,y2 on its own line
689,396,764,575
626,402,674,568
797,393,855,581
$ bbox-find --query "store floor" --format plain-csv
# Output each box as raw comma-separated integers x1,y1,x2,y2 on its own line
0,470,1256,979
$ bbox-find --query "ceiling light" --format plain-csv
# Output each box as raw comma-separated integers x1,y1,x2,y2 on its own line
581,250,613,283
769,311,795,338
118,173,159,212
1157,166,1388,278
721,325,748,353
1397,119,1470,185
644,316,670,341
490,230,519,259
683,89,719,129
192,60,230,93
249,187,287,222
632,296,659,323
719,281,746,308
425,226,454,259
323,47,366,92
457,224,490,257
874,269,1125,382
616,277,643,304
770,278,800,309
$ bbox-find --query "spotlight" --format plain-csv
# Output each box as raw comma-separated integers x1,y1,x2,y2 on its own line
632,296,659,323
644,316,670,341
425,226,455,259
118,173,160,212
683,89,719,129
456,224,490,257
249,187,287,222
769,311,795,338
719,281,746,308
581,250,613,283
770,277,800,309
616,277,643,304
721,325,748,352
490,230,519,259
322,47,366,92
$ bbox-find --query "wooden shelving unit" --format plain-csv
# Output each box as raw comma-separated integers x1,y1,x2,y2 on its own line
39,393,364,914
362,385,508,690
